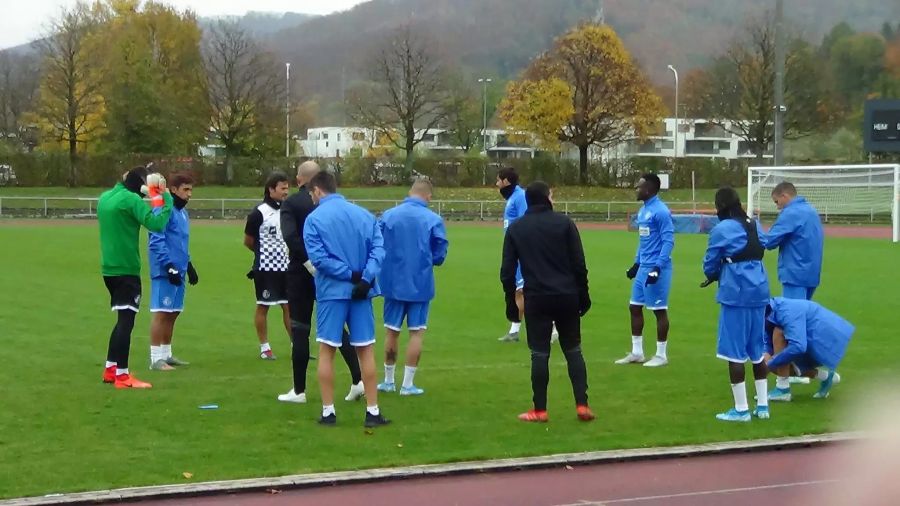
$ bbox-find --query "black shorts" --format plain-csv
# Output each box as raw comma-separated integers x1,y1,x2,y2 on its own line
104,275,142,312
254,270,288,306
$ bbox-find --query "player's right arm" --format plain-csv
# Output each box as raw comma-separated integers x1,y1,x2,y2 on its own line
132,191,173,233
243,210,262,252
280,200,308,260
702,224,728,280
767,320,808,369
761,208,798,249
303,217,353,280
499,229,519,294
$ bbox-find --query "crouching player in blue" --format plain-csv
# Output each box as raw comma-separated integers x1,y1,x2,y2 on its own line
377,178,449,395
304,171,390,428
765,297,853,401
702,187,771,422
148,172,197,370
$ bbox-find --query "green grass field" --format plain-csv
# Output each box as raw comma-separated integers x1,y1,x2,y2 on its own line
0,221,897,499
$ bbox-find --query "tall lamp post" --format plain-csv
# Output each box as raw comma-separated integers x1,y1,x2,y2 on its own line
667,65,679,161
285,63,291,158
477,78,492,154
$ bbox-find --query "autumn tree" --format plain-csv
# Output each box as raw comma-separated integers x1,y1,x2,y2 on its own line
499,23,663,185
348,25,450,176
685,14,832,160
94,0,208,154
203,20,284,181
36,1,105,184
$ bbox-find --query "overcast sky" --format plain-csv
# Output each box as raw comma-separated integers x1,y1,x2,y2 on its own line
0,0,369,49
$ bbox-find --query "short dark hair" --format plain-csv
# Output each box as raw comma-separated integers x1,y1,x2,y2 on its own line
169,172,194,189
641,173,661,194
525,181,551,206
309,170,338,194
497,167,519,186
772,182,797,197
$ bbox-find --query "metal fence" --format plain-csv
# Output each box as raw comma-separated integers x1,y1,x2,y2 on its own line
1,196,894,224
0,196,718,221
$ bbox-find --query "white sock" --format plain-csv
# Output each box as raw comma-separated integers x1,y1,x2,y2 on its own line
322,404,335,417
731,382,748,412
631,336,644,356
754,379,768,407
105,361,117,369
509,322,521,334
776,376,790,389
260,342,271,353
150,345,161,363
384,364,396,384
161,344,172,359
655,341,667,359
367,405,380,416
815,368,830,381
116,368,129,376
402,366,417,388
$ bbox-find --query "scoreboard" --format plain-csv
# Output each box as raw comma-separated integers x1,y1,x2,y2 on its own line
865,100,900,153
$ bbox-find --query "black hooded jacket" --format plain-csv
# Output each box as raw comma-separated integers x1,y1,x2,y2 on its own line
500,193,589,304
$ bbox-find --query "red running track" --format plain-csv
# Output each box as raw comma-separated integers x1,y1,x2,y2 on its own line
130,445,849,506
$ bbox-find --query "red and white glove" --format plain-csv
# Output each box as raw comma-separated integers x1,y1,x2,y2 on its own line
146,173,167,208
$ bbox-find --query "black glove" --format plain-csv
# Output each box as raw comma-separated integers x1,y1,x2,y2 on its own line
187,262,199,286
350,271,363,284
645,266,661,286
579,293,592,317
166,263,182,286
626,262,640,280
700,278,715,288
246,269,255,280
504,292,519,322
351,279,371,300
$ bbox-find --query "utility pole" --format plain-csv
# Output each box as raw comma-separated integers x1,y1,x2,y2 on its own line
285,62,291,158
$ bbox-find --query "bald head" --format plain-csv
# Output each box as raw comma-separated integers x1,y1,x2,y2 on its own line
296,161,321,187
410,178,433,202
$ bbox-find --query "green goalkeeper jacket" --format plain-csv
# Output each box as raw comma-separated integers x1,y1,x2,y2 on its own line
98,183,173,277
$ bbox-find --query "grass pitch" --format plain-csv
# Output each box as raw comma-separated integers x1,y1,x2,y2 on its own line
0,221,896,498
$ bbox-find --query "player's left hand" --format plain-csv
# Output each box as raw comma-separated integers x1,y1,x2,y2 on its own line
351,279,371,300
579,293,592,317
645,266,661,286
504,292,519,322
187,262,199,285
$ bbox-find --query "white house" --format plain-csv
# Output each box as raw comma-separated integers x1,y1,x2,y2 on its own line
565,118,774,163
298,127,374,158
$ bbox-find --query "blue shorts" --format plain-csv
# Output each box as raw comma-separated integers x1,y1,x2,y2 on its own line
717,305,766,363
383,299,430,331
150,276,186,312
515,263,524,290
783,284,816,300
629,266,672,310
316,299,375,348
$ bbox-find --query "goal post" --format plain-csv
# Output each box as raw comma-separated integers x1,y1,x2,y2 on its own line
747,164,900,243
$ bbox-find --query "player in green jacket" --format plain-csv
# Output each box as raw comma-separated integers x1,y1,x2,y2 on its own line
98,165,172,389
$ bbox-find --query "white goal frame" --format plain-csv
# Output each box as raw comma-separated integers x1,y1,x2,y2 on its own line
747,164,900,243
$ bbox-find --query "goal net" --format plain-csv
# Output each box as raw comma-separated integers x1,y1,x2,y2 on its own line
747,164,900,243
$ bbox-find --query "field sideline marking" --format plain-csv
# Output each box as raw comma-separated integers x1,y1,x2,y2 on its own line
1,432,861,505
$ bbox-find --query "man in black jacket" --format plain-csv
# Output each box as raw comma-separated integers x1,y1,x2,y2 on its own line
501,181,595,423
277,161,363,404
